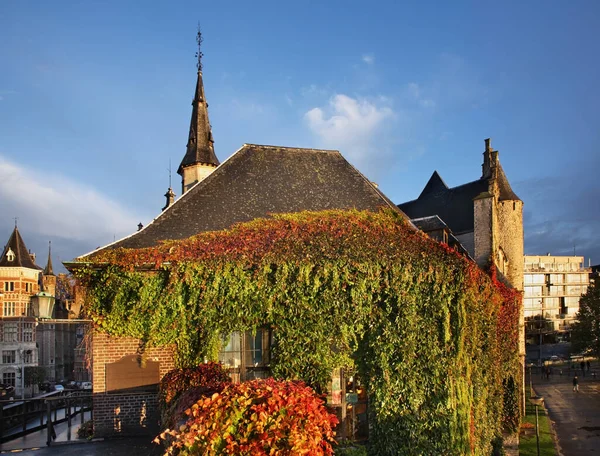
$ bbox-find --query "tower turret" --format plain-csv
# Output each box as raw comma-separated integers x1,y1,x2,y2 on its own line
177,27,219,194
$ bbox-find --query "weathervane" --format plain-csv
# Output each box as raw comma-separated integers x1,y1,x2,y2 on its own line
195,24,203,72
13,217,18,228
168,159,172,188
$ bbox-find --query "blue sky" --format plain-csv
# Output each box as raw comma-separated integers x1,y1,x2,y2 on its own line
1,0,599,270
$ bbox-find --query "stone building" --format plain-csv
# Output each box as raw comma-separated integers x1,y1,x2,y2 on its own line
398,139,525,404
0,226,41,396
0,228,79,395
524,254,591,360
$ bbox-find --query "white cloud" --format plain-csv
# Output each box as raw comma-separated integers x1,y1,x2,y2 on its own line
362,54,375,65
0,155,141,245
304,94,394,172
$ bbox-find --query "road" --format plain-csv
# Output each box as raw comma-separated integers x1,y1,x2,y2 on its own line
532,370,600,455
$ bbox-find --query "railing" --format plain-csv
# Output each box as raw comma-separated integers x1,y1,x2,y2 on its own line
0,390,92,446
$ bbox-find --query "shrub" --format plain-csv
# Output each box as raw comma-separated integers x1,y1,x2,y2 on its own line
157,378,338,455
159,362,231,429
77,420,93,440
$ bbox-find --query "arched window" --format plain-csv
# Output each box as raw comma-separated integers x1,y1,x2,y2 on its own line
6,248,15,262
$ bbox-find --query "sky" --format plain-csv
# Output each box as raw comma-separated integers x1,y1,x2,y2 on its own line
1,0,599,272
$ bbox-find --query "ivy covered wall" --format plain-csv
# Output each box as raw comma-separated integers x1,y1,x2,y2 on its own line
73,209,520,455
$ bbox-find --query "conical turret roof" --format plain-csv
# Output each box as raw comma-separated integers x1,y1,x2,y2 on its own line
178,70,219,174
0,227,42,270
44,241,54,275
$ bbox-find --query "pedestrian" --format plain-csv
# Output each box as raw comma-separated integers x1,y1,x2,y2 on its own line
573,375,579,392
581,361,586,377
587,360,591,372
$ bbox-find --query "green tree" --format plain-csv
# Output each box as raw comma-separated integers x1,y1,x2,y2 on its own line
24,366,47,387
571,278,600,357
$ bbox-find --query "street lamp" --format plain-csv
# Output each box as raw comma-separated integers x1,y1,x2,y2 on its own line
529,396,545,456
20,349,32,400
31,292,55,319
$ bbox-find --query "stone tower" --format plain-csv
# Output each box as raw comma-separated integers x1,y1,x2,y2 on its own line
177,33,219,195
473,138,524,291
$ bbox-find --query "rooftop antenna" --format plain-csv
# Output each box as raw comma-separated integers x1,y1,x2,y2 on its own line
195,24,203,72
168,159,172,188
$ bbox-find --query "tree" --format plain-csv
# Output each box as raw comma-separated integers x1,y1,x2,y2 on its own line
24,366,46,387
571,277,600,357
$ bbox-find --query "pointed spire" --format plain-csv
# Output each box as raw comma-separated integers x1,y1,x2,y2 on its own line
0,226,42,270
178,26,219,194
44,241,54,276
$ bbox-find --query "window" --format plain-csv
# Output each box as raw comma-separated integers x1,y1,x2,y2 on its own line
25,283,32,293
4,323,17,342
218,329,272,380
6,248,15,262
4,281,15,292
3,372,16,387
2,350,16,364
23,350,33,364
23,323,34,342
3,302,16,317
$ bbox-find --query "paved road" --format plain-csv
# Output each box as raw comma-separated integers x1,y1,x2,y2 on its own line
532,372,600,455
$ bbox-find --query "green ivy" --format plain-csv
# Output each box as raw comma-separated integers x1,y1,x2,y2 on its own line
74,209,520,455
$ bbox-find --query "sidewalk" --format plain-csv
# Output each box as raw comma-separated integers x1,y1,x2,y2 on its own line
532,370,600,455
0,436,163,455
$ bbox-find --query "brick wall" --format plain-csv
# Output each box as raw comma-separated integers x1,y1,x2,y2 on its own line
92,331,175,436
93,392,160,437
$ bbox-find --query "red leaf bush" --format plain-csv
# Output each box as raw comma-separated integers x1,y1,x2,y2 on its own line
159,362,231,429
158,378,338,455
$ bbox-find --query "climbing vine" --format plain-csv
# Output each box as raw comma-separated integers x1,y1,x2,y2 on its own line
73,209,520,455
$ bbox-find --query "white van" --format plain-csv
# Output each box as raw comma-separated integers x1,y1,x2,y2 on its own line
81,382,92,390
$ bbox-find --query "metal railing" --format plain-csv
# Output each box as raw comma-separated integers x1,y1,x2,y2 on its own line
0,390,92,445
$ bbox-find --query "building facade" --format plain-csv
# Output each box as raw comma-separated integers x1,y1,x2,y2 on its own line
0,227,42,396
524,255,591,360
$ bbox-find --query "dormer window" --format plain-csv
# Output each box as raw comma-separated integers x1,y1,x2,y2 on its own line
6,248,15,262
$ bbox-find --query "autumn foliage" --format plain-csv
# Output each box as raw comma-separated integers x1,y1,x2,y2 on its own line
157,378,338,456
159,362,232,430
76,209,521,455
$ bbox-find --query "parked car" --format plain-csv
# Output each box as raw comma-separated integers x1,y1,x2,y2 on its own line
81,382,92,390
0,384,15,399
54,384,65,392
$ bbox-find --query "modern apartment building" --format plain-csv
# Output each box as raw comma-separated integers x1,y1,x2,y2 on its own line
524,255,591,356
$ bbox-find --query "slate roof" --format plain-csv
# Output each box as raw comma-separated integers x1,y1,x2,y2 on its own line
398,160,520,235
178,71,219,174
399,175,488,235
44,242,54,276
0,227,42,270
82,144,407,256
411,215,448,232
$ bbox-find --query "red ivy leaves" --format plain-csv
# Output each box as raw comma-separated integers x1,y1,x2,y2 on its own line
158,378,338,456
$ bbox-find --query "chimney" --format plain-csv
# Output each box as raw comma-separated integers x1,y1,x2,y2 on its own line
163,187,176,211
29,249,36,263
481,138,498,179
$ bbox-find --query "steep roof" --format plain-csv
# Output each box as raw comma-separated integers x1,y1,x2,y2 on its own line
44,242,54,276
496,164,521,201
82,144,407,255
0,227,42,270
399,174,488,235
178,71,219,174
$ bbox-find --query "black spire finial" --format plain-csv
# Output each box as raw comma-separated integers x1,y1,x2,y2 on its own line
195,24,203,72
168,159,172,188
14,217,18,228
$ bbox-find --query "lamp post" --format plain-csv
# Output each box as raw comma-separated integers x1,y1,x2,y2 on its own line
20,349,32,400
529,396,544,456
